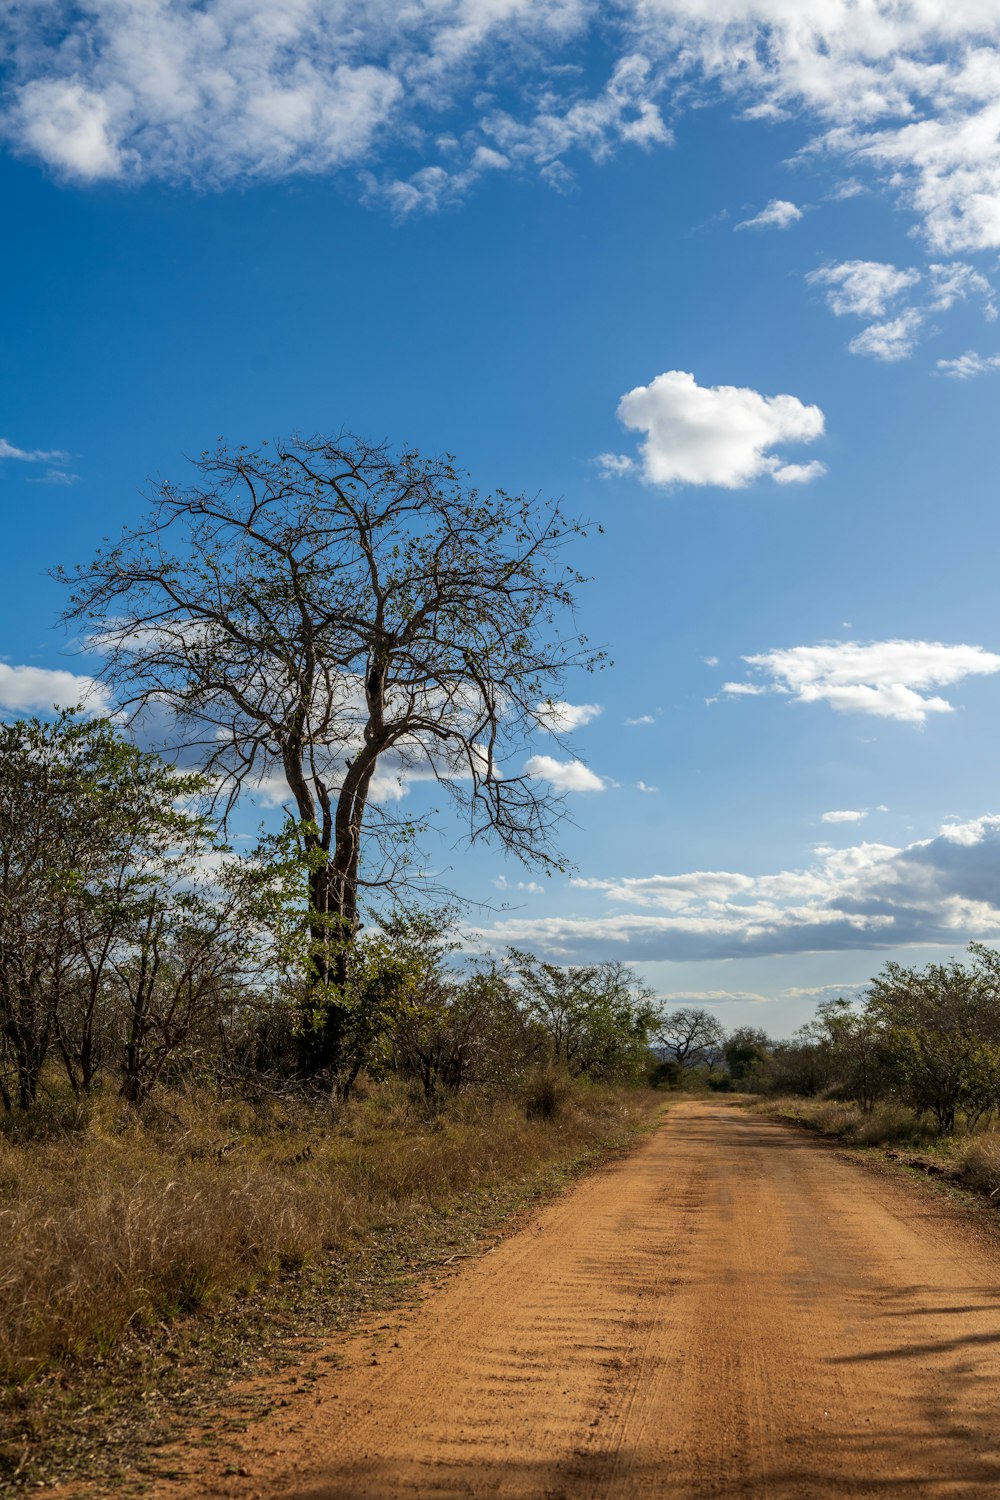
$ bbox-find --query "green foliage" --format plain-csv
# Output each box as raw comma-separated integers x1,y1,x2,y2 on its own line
882,1026,1000,1133
59,435,607,1084
507,950,658,1083
723,1026,772,1084
751,948,1000,1135
0,712,225,1109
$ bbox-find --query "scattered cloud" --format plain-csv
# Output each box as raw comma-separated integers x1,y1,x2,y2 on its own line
822,809,867,824
470,815,1000,963
0,11,667,195
771,460,827,484
725,639,1000,724
4,3,1000,251
534,700,602,734
827,179,866,201
636,780,659,794
929,262,997,318
808,259,996,363
656,983,864,1007
362,144,510,215
735,198,803,231
657,989,772,1005
0,663,113,716
847,308,925,362
594,451,635,477
615,370,825,489
483,52,671,177
625,713,655,726
937,351,1000,379
722,681,766,696
807,261,921,319
26,468,80,486
494,874,544,895
522,754,605,792
0,436,67,464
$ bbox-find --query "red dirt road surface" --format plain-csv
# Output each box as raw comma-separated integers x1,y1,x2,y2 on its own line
166,1100,1000,1498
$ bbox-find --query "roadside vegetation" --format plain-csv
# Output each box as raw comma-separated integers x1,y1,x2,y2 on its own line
0,712,659,1387
0,1079,654,1387
0,437,663,1452
665,944,1000,1199
11,430,1000,1484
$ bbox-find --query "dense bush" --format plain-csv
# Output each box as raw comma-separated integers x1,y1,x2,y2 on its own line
741,949,1000,1135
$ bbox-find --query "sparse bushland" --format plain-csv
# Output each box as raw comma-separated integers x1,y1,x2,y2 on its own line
0,437,667,1488
0,1077,655,1389
0,712,661,1423
725,949,1000,1139
751,1096,938,1149
57,435,606,1089
751,1094,1000,1203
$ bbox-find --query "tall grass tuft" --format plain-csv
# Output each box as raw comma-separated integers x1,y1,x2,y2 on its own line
0,1079,650,1381
755,1096,937,1147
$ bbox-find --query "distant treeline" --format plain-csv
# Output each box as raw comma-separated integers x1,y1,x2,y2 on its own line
665,948,1000,1135
0,714,661,1114
7,714,1000,1134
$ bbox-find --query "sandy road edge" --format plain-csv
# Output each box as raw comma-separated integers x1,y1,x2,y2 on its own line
11,1097,669,1500
745,1098,1000,1248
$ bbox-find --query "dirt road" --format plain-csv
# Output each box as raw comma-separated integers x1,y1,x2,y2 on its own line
167,1101,1000,1499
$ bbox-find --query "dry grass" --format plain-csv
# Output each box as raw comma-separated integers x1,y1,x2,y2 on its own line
0,1079,652,1385
951,1133,1000,1195
752,1096,937,1148
752,1095,1000,1205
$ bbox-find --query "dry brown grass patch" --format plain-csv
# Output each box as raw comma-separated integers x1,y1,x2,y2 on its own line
0,1080,653,1385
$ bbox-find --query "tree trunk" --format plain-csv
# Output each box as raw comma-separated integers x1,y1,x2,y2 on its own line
296,752,375,1085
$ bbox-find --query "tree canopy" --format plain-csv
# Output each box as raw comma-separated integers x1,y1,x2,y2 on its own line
59,434,603,1079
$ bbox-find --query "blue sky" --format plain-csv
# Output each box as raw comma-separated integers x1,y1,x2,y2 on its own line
4,2,1000,1035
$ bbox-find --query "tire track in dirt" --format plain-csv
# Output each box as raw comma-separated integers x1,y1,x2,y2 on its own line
157,1101,1000,1499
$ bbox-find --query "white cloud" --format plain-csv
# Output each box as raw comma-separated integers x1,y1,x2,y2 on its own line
523,754,605,792
625,713,655,726
722,681,766,696
808,259,996,362
704,656,719,667
27,468,81,486
728,639,1000,724
636,780,659,793
0,663,113,716
14,79,125,180
534,700,602,733
657,989,771,1004
806,261,921,319
0,436,67,463
484,52,671,176
928,261,997,317
0,8,663,193
828,179,866,201
937,350,1000,378
4,0,1000,250
615,370,825,489
594,451,635,477
771,460,828,484
735,197,803,230
847,308,925,361
362,144,509,215
655,983,862,1006
494,874,544,895
470,813,1000,962
822,809,868,823
641,5,1000,255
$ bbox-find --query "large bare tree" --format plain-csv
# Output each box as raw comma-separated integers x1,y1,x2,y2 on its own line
59,434,602,1074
